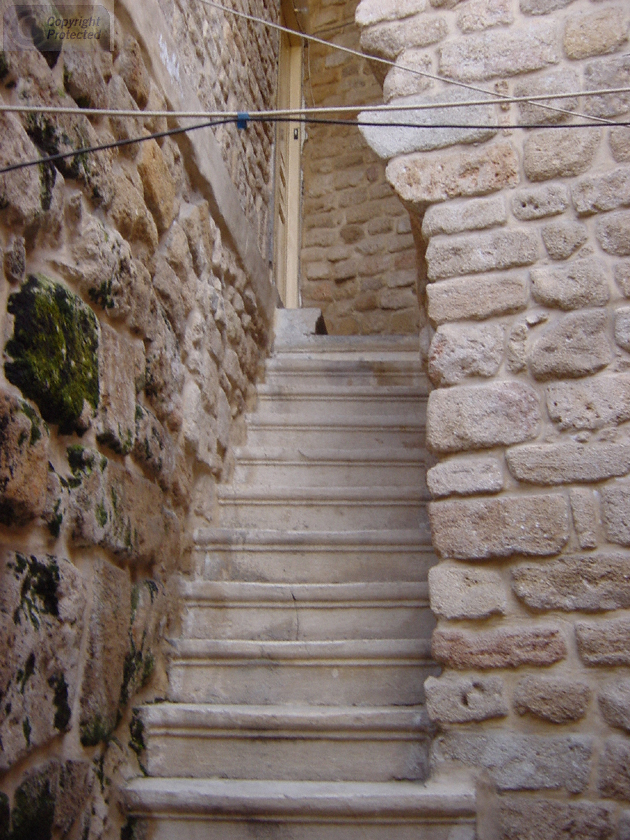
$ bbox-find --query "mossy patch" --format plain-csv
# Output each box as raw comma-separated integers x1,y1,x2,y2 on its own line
10,765,56,840
9,553,60,630
79,714,111,748
5,275,99,434
48,672,71,731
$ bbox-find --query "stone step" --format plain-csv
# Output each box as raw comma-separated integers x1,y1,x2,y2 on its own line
193,529,436,583
216,486,429,530
123,777,476,840
265,352,427,390
180,581,434,641
138,704,434,781
167,638,437,705
244,416,425,449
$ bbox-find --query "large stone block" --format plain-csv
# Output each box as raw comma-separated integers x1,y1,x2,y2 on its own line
541,220,588,260
564,7,628,60
584,55,630,119
570,488,599,549
0,113,46,228
506,441,630,485
430,494,569,559
382,49,433,102
597,209,630,256
515,68,580,125
529,310,612,380
422,195,507,239
576,616,630,665
610,127,630,163
599,738,630,799
438,21,559,82
429,562,507,618
427,456,504,498
355,0,428,27
95,324,143,455
457,0,513,32
0,552,86,772
524,128,601,181
601,481,630,545
530,258,609,310
425,673,508,723
572,166,630,215
512,553,630,612
360,14,447,61
427,381,540,454
427,273,528,324
599,679,630,733
137,138,177,233
616,261,630,296
386,140,519,209
498,797,614,840
514,675,590,724
432,624,567,669
428,323,504,386
512,183,569,220
433,731,591,793
520,0,575,14
426,229,539,280
615,306,630,351
547,374,630,430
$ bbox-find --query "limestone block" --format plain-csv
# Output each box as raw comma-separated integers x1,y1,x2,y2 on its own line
79,558,131,746
546,374,630,430
355,0,428,27
360,14,447,61
597,209,630,256
145,312,186,426
457,0,513,32
107,74,140,148
572,166,630,215
599,738,630,799
427,456,503,498
426,229,538,280
382,50,433,102
427,381,540,453
524,128,601,181
570,488,600,549
601,481,630,545
433,731,591,793
511,183,569,220
507,322,528,373
528,310,612,380
514,675,590,724
0,391,49,526
620,811,630,840
95,325,141,455
428,562,507,618
0,113,46,228
153,255,195,341
515,68,580,125
610,127,630,162
121,579,166,706
432,625,567,669
520,0,575,14
599,679,630,733
425,674,508,723
386,140,519,209
360,89,497,158
584,55,630,119
615,307,630,351
564,7,628,61
428,323,504,386
138,139,177,233
133,404,175,485
430,494,569,559
513,553,630,612
498,797,614,840
3,235,25,284
530,256,610,309
0,552,86,772
63,47,110,109
422,195,507,239
576,616,630,665
108,169,159,251
541,221,588,260
615,261,630,296
438,21,559,82
114,35,150,108
506,441,630,485
427,273,528,324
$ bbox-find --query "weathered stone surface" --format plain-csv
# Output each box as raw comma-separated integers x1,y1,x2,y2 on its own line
572,166,630,215
515,68,580,125
427,381,540,453
430,494,569,559
137,139,177,233
0,391,49,526
570,488,600,549
427,456,504,498
531,258,609,310
620,810,630,840
422,195,506,239
114,35,150,108
356,0,428,27
520,0,575,14
428,323,504,386
524,128,601,181
564,7,628,61
514,675,590,724
0,113,47,228
547,374,630,430
122,578,166,708
79,558,131,746
426,229,538,280
457,0,513,32
584,55,630,119
599,679,630,733
498,797,614,840
429,562,507,618
432,625,567,669
597,210,630,256
513,553,630,612
599,738,630,799
63,46,110,109
615,307,630,351
610,127,630,163
541,221,588,260
576,616,630,665
387,140,519,209
529,310,612,380
512,183,569,220
108,168,159,253
438,21,559,82
425,673,508,723
601,481,630,546
616,261,630,296
427,273,528,324
507,441,630,485
433,731,591,793
95,325,142,455
0,552,86,772
3,235,25,284
382,49,433,102
360,14,447,61
133,404,176,486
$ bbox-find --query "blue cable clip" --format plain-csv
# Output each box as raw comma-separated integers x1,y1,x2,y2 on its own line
237,112,249,130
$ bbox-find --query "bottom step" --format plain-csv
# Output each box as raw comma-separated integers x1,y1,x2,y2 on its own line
123,778,476,840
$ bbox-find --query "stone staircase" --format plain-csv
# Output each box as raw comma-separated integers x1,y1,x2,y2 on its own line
124,316,477,839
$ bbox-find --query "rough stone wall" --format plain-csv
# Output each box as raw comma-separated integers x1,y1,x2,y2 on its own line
300,0,422,334
357,0,630,834
0,0,276,837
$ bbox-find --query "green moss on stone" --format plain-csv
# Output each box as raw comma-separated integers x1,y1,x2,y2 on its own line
47,500,63,538
96,501,108,528
5,276,99,435
10,766,56,840
48,672,71,731
79,714,111,748
11,554,60,630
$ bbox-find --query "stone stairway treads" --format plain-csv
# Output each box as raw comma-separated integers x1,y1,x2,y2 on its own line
123,328,476,838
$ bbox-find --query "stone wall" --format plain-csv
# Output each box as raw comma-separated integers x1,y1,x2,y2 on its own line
357,0,630,834
300,0,422,334
0,0,277,836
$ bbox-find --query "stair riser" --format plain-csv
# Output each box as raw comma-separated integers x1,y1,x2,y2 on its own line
182,604,435,641
168,662,436,706
245,428,425,449
232,462,426,487
217,502,428,531
253,401,426,423
144,735,430,782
